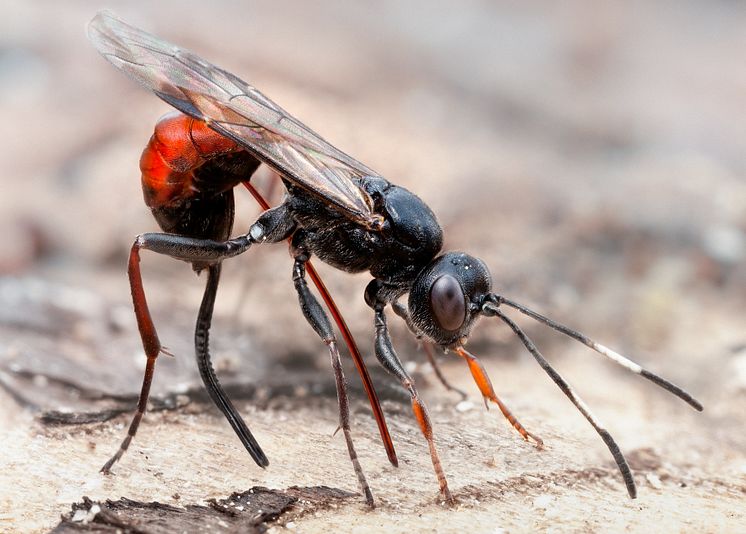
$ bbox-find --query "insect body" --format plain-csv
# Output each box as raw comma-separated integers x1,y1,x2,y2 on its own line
88,12,702,506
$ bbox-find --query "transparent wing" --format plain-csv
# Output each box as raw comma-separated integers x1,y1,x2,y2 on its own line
88,11,380,227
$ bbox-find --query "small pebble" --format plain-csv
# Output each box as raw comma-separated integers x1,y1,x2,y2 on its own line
71,510,87,523
646,473,663,490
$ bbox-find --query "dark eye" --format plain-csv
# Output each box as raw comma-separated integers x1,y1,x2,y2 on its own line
430,275,466,331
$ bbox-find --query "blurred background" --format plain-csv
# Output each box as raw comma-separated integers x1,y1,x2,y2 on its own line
1,1,744,532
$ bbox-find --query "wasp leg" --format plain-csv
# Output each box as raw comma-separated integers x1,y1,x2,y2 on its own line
102,231,257,474
292,254,375,507
373,307,453,504
390,300,421,335
423,344,469,401
455,347,543,449
197,263,269,467
305,262,398,468
391,302,468,400
244,181,398,468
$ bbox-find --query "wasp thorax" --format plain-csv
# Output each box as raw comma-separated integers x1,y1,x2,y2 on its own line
409,252,492,347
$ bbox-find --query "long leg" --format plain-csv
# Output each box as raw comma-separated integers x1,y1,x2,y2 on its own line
101,231,255,473
292,254,374,507
454,347,543,448
244,181,398,467
391,301,468,400
373,307,453,504
196,263,268,467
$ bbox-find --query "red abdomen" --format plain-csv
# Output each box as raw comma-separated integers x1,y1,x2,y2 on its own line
139,111,242,208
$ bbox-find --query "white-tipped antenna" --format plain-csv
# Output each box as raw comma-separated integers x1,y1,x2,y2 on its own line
485,297,703,412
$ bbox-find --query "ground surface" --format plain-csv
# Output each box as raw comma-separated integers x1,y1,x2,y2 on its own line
1,1,745,533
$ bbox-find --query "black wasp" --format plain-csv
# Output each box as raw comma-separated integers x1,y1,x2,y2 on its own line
88,12,702,506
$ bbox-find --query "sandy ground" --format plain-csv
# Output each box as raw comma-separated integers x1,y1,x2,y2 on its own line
1,1,745,532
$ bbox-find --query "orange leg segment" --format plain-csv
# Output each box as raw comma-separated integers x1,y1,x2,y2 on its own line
103,230,260,473
372,308,453,504
455,347,543,449
409,390,451,502
101,240,169,473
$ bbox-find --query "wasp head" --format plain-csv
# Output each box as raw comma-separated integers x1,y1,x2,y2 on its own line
408,252,492,348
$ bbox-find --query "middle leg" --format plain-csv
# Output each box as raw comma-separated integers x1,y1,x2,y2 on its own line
291,252,374,507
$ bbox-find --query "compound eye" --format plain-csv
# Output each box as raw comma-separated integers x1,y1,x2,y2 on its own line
430,275,466,331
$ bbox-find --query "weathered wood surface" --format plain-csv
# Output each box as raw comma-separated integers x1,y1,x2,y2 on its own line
1,1,745,532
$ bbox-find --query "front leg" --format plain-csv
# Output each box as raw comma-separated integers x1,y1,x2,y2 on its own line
392,302,469,400
291,251,374,507
368,286,453,503
391,300,540,447
392,300,541,447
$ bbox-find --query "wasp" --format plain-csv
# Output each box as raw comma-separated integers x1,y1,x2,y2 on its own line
88,12,702,506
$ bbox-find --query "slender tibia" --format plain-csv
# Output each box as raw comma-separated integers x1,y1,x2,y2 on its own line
454,347,543,448
328,340,374,506
293,256,374,507
196,264,268,467
491,297,702,411
306,262,398,468
492,308,637,499
423,343,469,400
374,308,453,504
